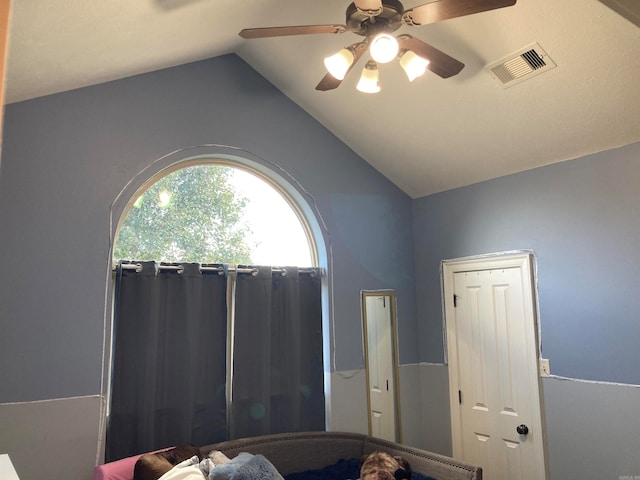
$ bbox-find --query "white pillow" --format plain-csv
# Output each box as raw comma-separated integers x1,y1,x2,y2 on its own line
158,456,205,480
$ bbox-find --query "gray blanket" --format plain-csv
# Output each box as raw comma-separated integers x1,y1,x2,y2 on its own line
205,453,284,480
231,454,284,480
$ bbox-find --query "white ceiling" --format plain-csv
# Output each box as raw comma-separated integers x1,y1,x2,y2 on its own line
5,0,640,198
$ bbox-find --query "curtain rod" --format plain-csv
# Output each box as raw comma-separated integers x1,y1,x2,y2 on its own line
116,263,319,277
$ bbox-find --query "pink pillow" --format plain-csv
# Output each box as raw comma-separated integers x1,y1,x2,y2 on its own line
93,448,173,480
92,454,142,480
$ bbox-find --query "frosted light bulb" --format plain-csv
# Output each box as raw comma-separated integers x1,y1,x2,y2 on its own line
369,33,399,64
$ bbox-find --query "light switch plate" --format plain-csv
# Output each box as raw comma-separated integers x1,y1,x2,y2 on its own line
540,358,551,377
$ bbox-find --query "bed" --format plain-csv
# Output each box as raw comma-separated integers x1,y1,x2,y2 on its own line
93,431,482,480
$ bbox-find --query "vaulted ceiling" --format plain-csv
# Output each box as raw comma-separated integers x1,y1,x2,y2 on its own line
5,0,640,197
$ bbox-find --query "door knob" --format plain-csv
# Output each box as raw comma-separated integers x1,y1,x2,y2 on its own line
516,424,529,435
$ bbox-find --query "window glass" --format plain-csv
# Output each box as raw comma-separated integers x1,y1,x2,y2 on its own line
230,168,313,266
114,164,313,266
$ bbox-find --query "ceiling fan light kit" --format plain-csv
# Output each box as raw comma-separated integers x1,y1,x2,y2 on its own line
399,50,430,81
238,0,518,93
324,48,356,80
356,61,381,93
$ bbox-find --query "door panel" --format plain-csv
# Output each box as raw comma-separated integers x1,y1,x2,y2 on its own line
444,255,547,480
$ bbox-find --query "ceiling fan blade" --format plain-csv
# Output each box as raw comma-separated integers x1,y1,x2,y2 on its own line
239,24,347,39
315,73,343,92
316,42,368,91
402,0,516,26
397,35,464,78
353,0,384,15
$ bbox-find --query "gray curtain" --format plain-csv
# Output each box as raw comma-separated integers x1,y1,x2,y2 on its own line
107,263,324,461
106,262,228,462
230,266,325,438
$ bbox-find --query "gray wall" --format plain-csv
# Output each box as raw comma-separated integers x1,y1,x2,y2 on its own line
0,54,417,478
543,378,640,480
412,141,640,479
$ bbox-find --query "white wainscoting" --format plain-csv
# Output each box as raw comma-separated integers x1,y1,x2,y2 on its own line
329,364,451,453
0,396,102,480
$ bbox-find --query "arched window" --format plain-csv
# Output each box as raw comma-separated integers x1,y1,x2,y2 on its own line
107,161,325,461
114,163,315,266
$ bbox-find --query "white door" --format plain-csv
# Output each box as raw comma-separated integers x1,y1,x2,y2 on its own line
363,293,399,442
443,254,547,480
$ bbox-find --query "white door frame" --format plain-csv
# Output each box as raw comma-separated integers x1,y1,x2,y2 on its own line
442,251,548,479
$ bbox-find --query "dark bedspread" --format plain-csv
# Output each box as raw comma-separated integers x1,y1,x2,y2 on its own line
284,458,436,480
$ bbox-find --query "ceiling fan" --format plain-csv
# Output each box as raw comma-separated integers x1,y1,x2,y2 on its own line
239,0,517,93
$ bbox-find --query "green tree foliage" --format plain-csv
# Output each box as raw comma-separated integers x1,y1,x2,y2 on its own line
114,165,254,264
